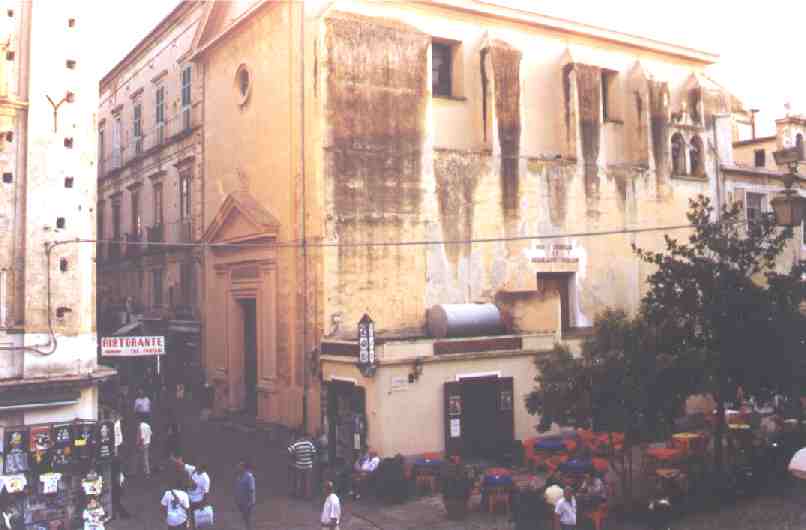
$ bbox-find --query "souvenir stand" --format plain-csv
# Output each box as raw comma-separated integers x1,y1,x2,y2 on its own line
0,418,118,529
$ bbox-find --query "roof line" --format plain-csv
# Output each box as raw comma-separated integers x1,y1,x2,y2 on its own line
189,0,271,61
100,1,194,93
732,135,777,147
419,0,718,64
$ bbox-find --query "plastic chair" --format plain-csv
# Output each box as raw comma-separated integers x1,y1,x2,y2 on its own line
486,485,511,515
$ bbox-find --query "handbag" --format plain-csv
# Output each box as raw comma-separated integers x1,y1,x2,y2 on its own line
194,505,214,528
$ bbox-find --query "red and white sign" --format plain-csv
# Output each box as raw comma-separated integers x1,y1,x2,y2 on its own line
101,336,165,357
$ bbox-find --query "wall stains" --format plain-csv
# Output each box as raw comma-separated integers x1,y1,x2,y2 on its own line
488,41,522,215
649,80,670,187
575,64,602,199
433,149,486,265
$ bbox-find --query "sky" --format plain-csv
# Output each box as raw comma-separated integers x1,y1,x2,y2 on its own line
93,0,806,137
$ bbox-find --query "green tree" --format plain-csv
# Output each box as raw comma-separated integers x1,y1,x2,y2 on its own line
634,195,793,472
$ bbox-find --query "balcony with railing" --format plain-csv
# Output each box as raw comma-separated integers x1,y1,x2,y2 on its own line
100,101,201,180
125,233,142,258
146,224,164,253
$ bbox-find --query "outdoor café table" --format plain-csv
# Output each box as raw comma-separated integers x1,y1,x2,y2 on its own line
534,436,571,452
482,467,514,487
671,432,706,456
558,458,595,475
645,447,684,461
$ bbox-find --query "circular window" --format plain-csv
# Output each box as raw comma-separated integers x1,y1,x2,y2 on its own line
235,64,251,105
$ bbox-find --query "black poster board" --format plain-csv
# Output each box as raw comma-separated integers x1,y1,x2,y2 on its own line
96,422,114,461
5,427,29,474
29,426,53,472
51,425,73,469
72,423,96,461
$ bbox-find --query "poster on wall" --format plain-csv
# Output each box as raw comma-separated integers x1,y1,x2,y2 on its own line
448,396,462,417
4,428,29,474
96,422,115,461
499,390,513,411
450,418,461,438
52,424,73,468
72,423,96,461
29,426,53,471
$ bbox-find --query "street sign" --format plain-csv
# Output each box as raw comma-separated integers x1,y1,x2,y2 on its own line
100,336,165,357
357,314,376,377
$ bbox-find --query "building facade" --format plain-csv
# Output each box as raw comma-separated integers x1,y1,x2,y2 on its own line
104,0,805,459
0,0,110,427
96,2,205,383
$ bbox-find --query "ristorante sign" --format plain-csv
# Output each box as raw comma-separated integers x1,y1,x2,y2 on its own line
101,336,165,357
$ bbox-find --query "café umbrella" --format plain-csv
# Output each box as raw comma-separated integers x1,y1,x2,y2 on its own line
788,448,806,480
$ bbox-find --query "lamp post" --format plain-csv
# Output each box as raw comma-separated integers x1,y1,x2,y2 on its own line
772,145,806,227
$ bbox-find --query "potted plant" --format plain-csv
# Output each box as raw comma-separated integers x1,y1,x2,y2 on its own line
441,461,473,520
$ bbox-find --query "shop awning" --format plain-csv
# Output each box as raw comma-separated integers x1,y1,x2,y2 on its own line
0,385,81,410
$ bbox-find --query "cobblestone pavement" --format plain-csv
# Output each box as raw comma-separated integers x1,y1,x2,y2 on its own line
105,394,806,530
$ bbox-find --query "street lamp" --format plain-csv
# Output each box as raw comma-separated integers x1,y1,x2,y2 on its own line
772,144,806,227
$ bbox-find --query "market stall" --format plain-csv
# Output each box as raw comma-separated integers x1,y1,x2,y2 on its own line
0,419,118,529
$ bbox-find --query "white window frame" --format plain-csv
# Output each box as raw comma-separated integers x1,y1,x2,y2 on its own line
181,66,191,131
133,102,142,154
0,270,6,327
155,86,165,144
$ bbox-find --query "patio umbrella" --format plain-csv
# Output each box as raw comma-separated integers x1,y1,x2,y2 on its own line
787,448,806,479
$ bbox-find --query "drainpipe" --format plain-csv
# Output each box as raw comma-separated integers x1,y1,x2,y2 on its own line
299,2,309,435
711,115,723,218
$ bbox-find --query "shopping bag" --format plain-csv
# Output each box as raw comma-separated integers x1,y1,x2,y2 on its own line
194,505,214,528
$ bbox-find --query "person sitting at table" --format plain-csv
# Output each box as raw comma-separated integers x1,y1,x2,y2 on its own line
577,472,606,510
351,449,380,500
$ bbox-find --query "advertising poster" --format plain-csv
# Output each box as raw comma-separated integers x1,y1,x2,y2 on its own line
72,423,96,461
29,426,53,471
52,424,73,468
4,428,28,474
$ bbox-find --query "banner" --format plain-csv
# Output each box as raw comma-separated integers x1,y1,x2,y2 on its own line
101,336,165,357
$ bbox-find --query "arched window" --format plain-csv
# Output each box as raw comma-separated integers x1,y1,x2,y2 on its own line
690,135,704,177
671,133,686,175
797,133,803,150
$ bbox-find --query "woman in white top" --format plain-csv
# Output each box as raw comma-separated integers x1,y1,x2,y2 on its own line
161,479,191,528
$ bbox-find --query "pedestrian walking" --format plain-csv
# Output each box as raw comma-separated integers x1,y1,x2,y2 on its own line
110,458,131,520
321,481,341,530
234,459,256,530
134,388,151,423
161,479,190,529
188,463,211,529
554,487,577,530
288,434,317,499
137,419,152,477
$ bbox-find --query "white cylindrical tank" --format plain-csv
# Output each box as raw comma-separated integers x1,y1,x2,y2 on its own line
427,303,504,339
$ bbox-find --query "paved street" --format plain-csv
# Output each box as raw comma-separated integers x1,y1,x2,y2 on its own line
102,393,806,530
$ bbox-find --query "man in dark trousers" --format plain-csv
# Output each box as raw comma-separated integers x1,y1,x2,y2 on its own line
110,457,131,520
287,434,317,499
234,459,256,530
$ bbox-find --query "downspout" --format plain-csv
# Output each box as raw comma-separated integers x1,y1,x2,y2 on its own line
300,2,309,434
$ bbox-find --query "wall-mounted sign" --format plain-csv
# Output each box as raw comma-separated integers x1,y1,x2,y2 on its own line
531,244,579,264
101,336,165,357
357,314,376,377
450,418,461,438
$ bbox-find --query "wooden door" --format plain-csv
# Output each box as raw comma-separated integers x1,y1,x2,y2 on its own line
460,377,499,459
496,377,515,450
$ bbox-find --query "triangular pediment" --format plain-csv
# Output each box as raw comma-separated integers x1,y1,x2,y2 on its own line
203,191,280,245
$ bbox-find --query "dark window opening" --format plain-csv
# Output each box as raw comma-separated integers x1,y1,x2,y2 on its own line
754,149,766,168
601,70,617,121
746,191,767,236
56,307,72,318
59,258,68,272
432,41,453,97
7,9,13,17
56,217,66,229
66,60,76,69
6,131,13,142
2,172,11,183
5,51,14,61
671,133,686,175
690,135,704,176
64,137,73,148
797,133,804,150
238,68,250,98
152,269,163,307
64,177,74,188
68,18,75,28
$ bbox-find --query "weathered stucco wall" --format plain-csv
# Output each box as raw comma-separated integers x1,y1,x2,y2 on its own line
319,4,722,342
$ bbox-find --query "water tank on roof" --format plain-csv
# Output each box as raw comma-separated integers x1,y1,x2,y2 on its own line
427,303,504,339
